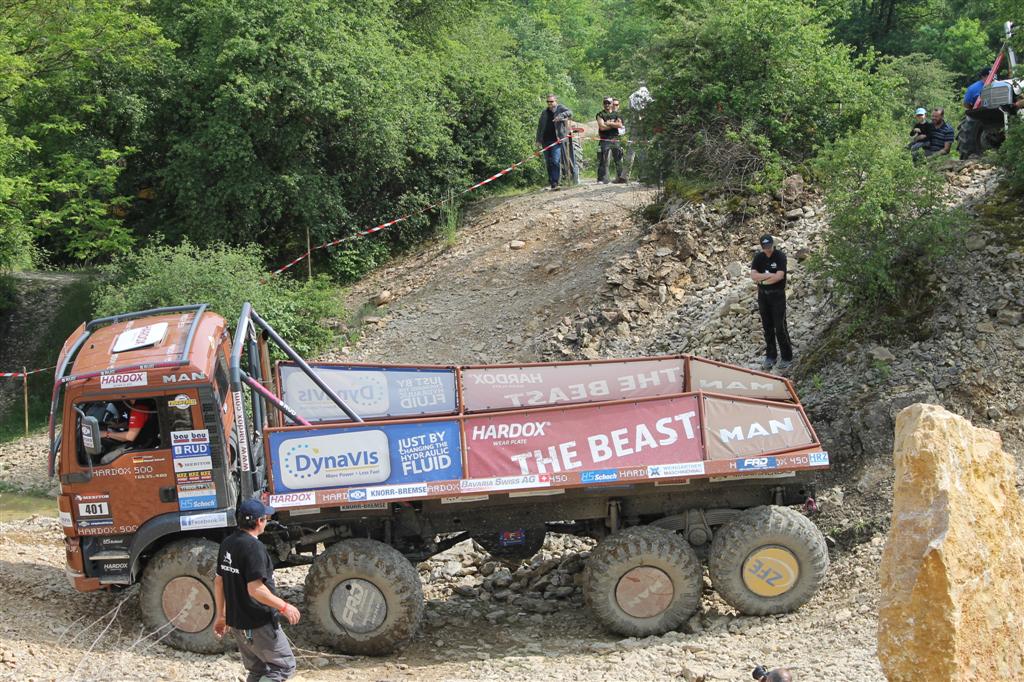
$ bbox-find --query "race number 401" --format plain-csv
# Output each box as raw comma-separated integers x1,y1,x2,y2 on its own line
78,502,110,517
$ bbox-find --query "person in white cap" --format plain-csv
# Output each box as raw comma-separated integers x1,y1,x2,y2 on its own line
908,107,931,152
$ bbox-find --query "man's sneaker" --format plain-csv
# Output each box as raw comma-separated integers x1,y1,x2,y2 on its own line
613,177,627,184
550,185,560,191
760,357,776,370
777,359,793,370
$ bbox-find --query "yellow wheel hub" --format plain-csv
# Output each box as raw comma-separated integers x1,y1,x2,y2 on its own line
741,546,799,597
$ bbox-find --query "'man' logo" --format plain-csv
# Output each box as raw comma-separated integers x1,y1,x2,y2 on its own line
719,418,793,443
699,380,776,391
164,372,206,383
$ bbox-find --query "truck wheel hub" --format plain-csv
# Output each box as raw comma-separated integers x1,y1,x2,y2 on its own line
615,566,674,618
330,579,387,634
742,546,799,597
161,576,215,633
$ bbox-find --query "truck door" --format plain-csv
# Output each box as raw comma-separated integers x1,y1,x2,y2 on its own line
63,391,207,538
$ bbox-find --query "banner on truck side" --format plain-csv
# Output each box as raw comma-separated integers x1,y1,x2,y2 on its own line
278,364,458,422
268,420,463,493
702,396,814,460
460,358,686,412
688,358,791,401
464,395,703,478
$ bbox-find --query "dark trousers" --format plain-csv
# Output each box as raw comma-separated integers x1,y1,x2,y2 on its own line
757,287,792,361
231,622,296,682
544,144,562,188
597,140,623,182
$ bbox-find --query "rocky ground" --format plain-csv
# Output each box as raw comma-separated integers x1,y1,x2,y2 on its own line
0,165,1021,680
0,519,883,681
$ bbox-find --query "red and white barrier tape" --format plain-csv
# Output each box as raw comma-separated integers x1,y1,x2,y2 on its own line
0,366,55,379
271,137,569,276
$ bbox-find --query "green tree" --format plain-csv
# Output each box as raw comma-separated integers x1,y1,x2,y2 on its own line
0,0,172,265
644,0,896,186
911,18,993,78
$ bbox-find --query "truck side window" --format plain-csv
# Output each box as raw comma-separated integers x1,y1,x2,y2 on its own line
75,395,198,466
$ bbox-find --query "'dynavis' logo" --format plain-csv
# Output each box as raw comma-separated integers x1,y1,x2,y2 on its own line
285,371,389,415
278,430,391,491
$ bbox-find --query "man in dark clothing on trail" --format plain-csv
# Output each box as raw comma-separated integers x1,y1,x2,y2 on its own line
214,498,301,682
536,94,573,190
750,234,793,371
596,96,626,184
924,108,954,156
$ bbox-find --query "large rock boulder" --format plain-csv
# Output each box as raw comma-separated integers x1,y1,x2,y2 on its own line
878,404,1024,681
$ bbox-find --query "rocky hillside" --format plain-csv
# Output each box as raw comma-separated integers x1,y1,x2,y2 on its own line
0,166,1020,681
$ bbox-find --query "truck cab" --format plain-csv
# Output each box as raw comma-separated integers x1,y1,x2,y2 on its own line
51,305,237,594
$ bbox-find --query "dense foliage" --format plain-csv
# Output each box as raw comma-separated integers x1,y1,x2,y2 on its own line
92,242,340,355
1,0,1016,291
812,119,963,313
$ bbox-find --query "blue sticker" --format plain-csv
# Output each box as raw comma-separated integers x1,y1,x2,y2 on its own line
179,496,217,511
809,452,829,466
172,442,211,458
736,456,778,471
269,420,463,493
347,488,368,501
580,469,619,484
279,364,458,422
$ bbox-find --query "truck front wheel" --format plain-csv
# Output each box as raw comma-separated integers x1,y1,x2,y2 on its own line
583,526,703,637
708,505,828,615
304,538,424,655
138,538,224,654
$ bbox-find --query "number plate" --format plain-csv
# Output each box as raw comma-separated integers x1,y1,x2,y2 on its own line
78,502,110,517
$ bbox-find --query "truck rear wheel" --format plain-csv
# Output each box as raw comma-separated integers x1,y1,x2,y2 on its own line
304,538,423,655
583,526,703,637
708,505,828,615
138,538,224,654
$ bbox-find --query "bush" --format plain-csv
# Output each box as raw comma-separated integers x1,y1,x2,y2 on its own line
812,118,963,318
999,123,1024,196
92,241,341,355
646,0,895,187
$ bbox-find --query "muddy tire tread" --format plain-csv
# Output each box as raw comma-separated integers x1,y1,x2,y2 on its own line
583,526,702,637
138,538,224,654
708,505,828,615
304,538,423,656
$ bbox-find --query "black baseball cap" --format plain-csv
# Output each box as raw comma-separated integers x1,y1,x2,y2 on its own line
238,497,275,522
760,234,774,246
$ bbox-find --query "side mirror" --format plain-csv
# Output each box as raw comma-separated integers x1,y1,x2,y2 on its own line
81,416,102,457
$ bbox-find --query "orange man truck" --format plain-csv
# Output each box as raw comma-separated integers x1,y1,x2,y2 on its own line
50,303,830,655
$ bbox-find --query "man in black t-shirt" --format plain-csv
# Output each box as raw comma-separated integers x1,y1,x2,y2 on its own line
749,234,793,371
596,97,625,184
214,498,300,681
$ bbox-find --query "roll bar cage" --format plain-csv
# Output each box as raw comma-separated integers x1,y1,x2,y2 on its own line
229,302,361,498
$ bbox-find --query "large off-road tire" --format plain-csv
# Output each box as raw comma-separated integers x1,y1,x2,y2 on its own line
583,526,703,637
304,538,423,656
958,116,1005,160
708,505,828,615
138,538,224,654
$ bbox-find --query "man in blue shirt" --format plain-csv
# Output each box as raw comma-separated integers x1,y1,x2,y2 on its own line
924,108,954,156
963,67,990,109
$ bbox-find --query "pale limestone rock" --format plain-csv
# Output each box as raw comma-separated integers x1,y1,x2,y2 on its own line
878,404,1024,681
